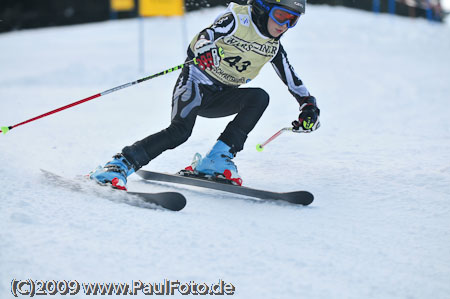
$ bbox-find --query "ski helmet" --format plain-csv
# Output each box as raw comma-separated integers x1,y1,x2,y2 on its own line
248,0,306,37
249,0,306,15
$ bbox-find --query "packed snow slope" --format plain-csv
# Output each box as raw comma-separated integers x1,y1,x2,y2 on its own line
1,5,450,299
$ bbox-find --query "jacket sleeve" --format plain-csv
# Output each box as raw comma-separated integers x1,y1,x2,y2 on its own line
271,43,311,103
200,12,236,41
188,12,235,58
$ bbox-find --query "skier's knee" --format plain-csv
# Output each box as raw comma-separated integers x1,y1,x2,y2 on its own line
256,88,270,105
248,88,269,111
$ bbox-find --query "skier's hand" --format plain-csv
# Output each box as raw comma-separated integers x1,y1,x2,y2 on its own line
193,39,222,70
292,96,320,133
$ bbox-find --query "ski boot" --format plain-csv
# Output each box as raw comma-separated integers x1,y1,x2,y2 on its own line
89,153,135,190
183,140,243,186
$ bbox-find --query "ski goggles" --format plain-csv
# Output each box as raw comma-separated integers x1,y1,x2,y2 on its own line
269,6,301,28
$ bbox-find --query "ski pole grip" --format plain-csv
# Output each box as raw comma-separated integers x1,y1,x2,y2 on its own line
1,126,11,134
218,47,225,58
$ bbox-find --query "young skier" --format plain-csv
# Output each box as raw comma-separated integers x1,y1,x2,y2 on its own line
90,0,320,189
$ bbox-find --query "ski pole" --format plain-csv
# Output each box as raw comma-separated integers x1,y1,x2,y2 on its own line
256,127,308,152
0,59,197,135
256,127,292,152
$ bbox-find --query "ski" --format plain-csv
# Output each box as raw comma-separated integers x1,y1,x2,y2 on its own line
41,169,186,211
136,170,314,206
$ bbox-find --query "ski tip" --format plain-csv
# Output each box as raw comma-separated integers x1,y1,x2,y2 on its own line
136,192,187,211
162,193,187,211
256,144,264,152
283,191,314,206
303,193,314,206
301,192,314,206
171,195,187,211
1,126,10,134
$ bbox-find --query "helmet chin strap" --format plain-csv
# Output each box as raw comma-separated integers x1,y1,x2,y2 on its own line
250,9,276,39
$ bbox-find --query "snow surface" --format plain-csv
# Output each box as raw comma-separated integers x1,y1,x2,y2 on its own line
1,5,450,299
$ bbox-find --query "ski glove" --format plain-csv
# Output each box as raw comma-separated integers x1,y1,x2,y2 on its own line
193,39,222,71
292,96,321,132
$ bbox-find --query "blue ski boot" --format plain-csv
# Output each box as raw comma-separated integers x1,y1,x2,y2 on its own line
188,140,243,186
89,153,135,190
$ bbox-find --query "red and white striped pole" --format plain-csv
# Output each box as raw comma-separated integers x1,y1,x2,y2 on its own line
1,59,197,135
256,126,308,152
256,127,293,152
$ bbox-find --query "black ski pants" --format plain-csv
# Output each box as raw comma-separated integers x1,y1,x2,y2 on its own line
122,65,269,170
